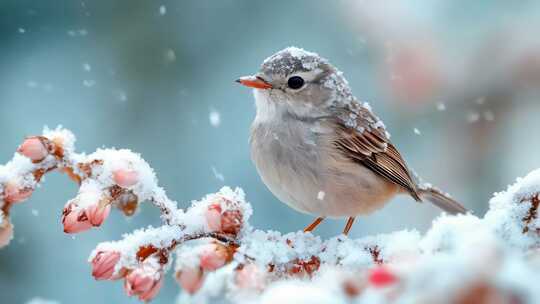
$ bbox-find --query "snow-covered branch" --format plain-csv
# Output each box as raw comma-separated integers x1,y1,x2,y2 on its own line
1,127,539,303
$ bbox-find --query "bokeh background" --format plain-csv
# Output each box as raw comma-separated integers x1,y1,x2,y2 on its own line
1,1,539,303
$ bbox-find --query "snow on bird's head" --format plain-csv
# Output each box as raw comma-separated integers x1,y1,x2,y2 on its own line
260,47,327,75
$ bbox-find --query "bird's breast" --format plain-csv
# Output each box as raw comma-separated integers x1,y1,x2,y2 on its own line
250,120,398,217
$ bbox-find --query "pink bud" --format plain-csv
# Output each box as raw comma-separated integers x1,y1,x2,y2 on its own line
200,243,230,271
368,266,398,288
3,182,32,204
139,277,163,302
176,267,204,294
205,204,222,232
235,263,265,290
0,218,14,248
91,251,121,280
221,210,242,235
124,267,162,301
18,137,48,162
113,169,139,188
62,204,92,234
86,203,111,226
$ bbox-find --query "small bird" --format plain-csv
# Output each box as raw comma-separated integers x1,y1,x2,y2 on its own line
237,47,467,235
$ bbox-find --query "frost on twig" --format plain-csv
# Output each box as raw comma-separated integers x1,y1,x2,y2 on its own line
1,127,539,303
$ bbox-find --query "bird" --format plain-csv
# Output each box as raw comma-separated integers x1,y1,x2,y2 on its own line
236,47,467,235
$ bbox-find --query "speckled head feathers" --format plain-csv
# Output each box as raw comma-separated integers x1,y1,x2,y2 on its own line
260,47,328,76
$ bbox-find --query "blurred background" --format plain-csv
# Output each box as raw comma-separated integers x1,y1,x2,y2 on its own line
0,1,539,303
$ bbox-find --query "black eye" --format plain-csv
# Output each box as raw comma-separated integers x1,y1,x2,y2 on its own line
287,76,304,89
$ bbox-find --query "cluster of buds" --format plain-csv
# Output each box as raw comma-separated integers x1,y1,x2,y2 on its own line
61,168,141,234
124,264,164,302
175,251,267,295
2,180,33,205
176,241,235,294
285,256,321,277
204,201,243,235
91,249,166,302
62,197,111,233
0,134,63,247
2,128,540,303
1,136,53,207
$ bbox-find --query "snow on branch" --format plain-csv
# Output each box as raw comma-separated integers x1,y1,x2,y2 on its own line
1,127,539,303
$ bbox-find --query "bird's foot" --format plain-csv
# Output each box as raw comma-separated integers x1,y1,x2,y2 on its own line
303,217,325,233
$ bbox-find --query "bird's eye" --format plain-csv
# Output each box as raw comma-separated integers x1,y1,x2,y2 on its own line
287,76,304,90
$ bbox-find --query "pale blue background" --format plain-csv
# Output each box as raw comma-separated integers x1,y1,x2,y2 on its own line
1,1,539,303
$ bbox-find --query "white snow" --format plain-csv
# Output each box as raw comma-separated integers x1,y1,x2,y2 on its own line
1,127,539,304
173,168,540,304
164,49,176,62
436,102,446,111
467,111,480,123
159,5,167,15
483,110,495,121
211,167,225,182
209,110,221,127
25,298,60,304
83,79,96,87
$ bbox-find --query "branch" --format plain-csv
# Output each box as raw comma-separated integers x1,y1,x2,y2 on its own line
1,127,539,303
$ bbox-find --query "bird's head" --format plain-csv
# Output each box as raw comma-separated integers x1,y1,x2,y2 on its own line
237,47,354,122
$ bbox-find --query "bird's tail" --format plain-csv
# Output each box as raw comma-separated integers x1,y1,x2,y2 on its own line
418,186,467,215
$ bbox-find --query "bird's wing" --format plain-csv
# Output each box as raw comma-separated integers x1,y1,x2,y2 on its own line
333,105,421,201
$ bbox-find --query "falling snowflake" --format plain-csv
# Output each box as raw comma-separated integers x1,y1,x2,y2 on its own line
211,166,225,182
164,49,176,62
83,80,96,87
475,97,486,105
436,102,446,111
483,110,495,121
113,89,128,102
209,110,221,127
467,112,480,123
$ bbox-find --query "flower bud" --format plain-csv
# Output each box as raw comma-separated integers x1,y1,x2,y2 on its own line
176,267,204,295
114,191,138,216
0,218,13,248
113,169,139,188
124,267,163,301
235,263,265,290
200,243,230,271
18,137,48,162
62,203,92,234
221,210,242,235
91,250,121,280
368,266,397,288
86,202,111,226
3,182,32,204
205,204,222,232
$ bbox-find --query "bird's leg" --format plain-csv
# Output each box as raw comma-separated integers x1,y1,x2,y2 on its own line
342,217,356,235
303,217,325,233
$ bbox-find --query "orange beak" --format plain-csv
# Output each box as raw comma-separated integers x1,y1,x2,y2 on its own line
236,75,272,89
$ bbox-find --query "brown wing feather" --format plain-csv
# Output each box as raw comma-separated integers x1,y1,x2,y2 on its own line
334,111,421,201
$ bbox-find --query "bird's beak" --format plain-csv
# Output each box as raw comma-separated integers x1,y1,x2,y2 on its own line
236,75,272,89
